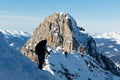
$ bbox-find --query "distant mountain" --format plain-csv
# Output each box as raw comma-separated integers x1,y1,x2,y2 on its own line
0,30,56,80
21,12,120,80
0,13,120,80
0,30,31,51
92,32,120,69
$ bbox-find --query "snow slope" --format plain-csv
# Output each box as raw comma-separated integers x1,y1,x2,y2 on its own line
21,12,120,80
42,13,120,79
43,46,120,80
0,30,56,80
0,29,31,50
92,32,120,68
0,29,120,80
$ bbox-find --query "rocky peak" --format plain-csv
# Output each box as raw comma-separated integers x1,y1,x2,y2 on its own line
21,12,120,77
34,12,77,51
42,12,74,50
21,12,97,62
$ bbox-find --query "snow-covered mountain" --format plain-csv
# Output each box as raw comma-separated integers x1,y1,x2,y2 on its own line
0,12,120,80
0,30,56,80
1,29,120,80
44,46,120,80
92,32,120,69
0,29,31,51
21,12,120,80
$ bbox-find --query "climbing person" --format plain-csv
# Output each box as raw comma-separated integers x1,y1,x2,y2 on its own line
34,39,50,69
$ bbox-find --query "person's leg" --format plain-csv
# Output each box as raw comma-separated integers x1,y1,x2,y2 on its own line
38,57,45,69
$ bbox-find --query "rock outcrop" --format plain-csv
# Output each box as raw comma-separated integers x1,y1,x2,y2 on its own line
21,12,120,77
21,12,94,62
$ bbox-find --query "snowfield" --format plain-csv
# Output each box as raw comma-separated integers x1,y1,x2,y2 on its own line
92,32,120,68
0,29,120,80
43,46,120,80
0,30,56,80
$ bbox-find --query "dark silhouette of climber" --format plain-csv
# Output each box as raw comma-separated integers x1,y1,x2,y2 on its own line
35,39,49,69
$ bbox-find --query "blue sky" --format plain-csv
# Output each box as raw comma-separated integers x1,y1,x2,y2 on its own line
0,0,120,33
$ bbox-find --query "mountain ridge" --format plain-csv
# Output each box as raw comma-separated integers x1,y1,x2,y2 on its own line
92,32,120,68
0,29,120,80
21,12,120,80
0,30,56,80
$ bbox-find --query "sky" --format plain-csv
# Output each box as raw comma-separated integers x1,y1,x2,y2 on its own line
0,0,120,33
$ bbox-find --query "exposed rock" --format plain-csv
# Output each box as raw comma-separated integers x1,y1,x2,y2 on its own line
21,12,91,62
101,54,120,76
21,12,100,66
21,12,120,77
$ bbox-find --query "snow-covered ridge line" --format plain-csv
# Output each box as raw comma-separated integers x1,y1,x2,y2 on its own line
56,12,71,19
56,12,77,26
0,29,32,37
92,32,120,38
92,32,120,69
0,29,32,51
21,11,120,79
92,32,120,44
0,29,56,80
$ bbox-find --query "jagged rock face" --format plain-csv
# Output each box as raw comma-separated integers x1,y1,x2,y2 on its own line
21,12,120,77
21,13,102,78
36,12,74,52
101,54,120,76
22,13,87,61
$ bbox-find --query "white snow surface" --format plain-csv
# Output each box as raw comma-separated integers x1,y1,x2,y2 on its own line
43,46,120,80
0,29,32,37
0,30,56,80
0,49,56,80
93,32,120,44
92,32,120,68
0,29,120,80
